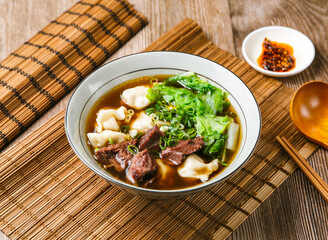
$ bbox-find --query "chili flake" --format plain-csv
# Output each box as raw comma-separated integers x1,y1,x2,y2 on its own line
257,38,295,72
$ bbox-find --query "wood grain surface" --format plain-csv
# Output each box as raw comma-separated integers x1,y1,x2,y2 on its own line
0,0,327,239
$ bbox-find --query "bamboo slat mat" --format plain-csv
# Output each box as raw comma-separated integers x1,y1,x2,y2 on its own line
0,0,147,150
0,19,318,240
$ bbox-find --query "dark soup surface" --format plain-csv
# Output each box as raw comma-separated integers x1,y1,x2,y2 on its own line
86,73,241,190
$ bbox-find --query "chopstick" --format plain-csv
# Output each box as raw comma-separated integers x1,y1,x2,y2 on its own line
276,136,328,202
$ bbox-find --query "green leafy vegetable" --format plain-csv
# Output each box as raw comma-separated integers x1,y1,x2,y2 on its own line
195,115,232,158
196,89,230,115
195,115,232,136
165,71,217,92
146,72,233,160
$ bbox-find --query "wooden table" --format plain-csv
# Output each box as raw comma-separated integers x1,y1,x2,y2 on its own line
0,0,327,239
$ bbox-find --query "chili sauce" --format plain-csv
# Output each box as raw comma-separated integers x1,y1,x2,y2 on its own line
257,38,295,72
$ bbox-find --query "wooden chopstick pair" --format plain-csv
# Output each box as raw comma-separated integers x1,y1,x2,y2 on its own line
276,136,328,202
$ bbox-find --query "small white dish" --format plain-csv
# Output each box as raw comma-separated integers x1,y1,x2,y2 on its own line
242,26,315,77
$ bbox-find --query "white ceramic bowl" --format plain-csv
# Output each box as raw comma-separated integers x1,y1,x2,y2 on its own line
65,52,261,199
242,26,315,77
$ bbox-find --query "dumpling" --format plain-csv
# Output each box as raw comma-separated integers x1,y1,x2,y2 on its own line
178,154,219,182
131,112,153,132
156,159,175,187
156,159,174,180
87,130,128,148
121,86,151,110
96,106,127,132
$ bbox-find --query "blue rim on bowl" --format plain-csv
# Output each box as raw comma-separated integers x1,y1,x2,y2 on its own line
65,51,262,198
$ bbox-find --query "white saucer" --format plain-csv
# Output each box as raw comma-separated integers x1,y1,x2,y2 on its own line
242,26,315,77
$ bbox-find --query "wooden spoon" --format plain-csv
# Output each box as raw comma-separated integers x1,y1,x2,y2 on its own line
290,81,328,149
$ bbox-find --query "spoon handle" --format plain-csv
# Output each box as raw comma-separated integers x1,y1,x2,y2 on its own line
276,136,328,202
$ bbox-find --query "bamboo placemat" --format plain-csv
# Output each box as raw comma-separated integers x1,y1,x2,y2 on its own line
0,19,318,240
0,0,147,150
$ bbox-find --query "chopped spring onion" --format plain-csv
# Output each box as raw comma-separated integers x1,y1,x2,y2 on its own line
127,109,134,116
129,129,138,138
184,106,195,115
127,145,139,154
156,120,169,127
160,125,169,132
133,132,143,139
94,148,99,153
159,137,167,150
219,160,228,167
125,115,132,123
150,113,159,121
145,107,155,115
150,77,158,84
120,125,130,134
186,128,197,138
178,132,187,140
166,138,178,147
162,110,172,120
108,138,113,145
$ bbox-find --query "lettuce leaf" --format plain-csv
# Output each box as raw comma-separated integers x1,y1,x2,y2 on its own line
195,115,232,157
165,72,216,92
195,115,232,136
147,84,194,103
195,89,230,115
164,72,230,115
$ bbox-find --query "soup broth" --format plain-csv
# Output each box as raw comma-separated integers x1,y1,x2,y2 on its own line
86,75,241,190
